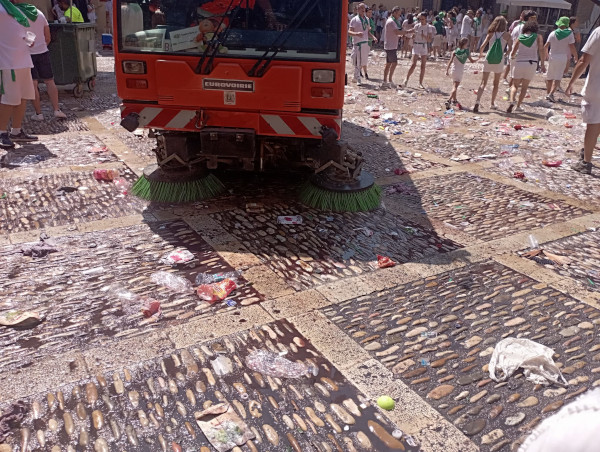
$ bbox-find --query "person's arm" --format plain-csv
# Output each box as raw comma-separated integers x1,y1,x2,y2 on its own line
446,54,454,75
566,52,591,95
569,42,578,62
543,40,550,61
504,32,513,56
538,35,546,70
510,40,519,59
44,24,51,45
478,32,491,54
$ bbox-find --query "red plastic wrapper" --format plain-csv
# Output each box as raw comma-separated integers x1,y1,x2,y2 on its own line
377,255,396,269
197,278,237,303
141,300,162,318
514,124,523,130
513,172,526,179
542,160,562,167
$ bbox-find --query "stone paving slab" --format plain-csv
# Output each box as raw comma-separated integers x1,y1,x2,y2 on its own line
0,134,119,171
322,260,600,451
387,172,589,241
213,203,461,291
0,221,263,372
519,228,600,292
0,320,418,452
341,122,445,179
0,169,146,234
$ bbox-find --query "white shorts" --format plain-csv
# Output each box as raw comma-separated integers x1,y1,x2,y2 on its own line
546,54,568,81
451,64,464,82
0,68,35,106
433,35,442,47
511,60,537,81
412,42,428,56
483,60,504,74
582,99,600,125
351,42,369,67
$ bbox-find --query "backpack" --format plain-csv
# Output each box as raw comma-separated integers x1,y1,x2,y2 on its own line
486,36,503,65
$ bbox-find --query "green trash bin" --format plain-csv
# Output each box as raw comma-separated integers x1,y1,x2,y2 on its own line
48,23,97,98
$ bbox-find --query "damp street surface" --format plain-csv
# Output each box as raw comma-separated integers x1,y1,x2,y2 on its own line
0,45,600,452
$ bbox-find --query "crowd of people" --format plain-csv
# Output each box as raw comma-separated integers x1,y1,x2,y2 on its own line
348,3,600,175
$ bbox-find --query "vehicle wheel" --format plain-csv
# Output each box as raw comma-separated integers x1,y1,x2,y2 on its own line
87,78,96,91
73,84,84,98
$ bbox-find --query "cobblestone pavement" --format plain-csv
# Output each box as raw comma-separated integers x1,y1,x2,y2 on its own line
1,47,600,452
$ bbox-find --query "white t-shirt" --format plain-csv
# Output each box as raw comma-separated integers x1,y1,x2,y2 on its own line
547,30,575,57
349,14,369,45
0,4,34,70
582,27,600,102
376,10,388,28
412,22,432,44
461,15,473,36
29,9,49,56
511,23,524,42
384,17,400,50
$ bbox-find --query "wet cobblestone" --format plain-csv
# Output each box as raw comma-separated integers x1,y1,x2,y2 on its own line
0,221,262,371
389,172,589,241
0,169,144,234
0,320,417,451
322,261,600,451
213,204,460,290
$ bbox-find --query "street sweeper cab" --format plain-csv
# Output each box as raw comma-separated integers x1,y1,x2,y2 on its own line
115,0,380,211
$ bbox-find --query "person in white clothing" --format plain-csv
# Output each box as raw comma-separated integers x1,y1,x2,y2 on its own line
402,12,433,88
87,0,96,23
0,0,38,149
567,26,600,175
445,37,477,109
473,16,512,112
461,9,473,39
348,3,377,85
507,21,545,113
15,1,67,120
544,16,577,102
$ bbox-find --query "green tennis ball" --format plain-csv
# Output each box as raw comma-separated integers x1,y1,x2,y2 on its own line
377,396,395,411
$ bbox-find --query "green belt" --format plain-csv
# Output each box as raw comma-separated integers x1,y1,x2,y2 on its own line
0,70,16,96
355,41,368,46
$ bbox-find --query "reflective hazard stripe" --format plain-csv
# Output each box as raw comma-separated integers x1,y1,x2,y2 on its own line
138,107,163,126
261,114,295,135
297,116,323,136
166,110,197,129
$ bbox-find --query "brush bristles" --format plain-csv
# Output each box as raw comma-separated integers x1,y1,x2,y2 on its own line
299,181,382,212
130,174,225,203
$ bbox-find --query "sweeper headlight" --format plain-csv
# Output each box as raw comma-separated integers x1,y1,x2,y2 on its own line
122,61,147,74
312,70,335,83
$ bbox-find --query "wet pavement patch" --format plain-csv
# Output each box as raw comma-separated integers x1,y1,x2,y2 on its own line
0,169,145,234
322,261,599,451
0,320,418,451
21,112,89,135
0,221,263,371
388,172,589,241
213,205,461,290
519,229,600,291
341,122,445,178
0,134,119,170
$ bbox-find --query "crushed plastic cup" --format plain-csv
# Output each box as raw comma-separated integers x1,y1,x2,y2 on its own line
160,248,195,266
93,168,120,182
114,178,131,195
245,350,313,378
528,234,539,249
150,271,194,294
195,271,241,285
277,215,302,225
211,355,234,376
196,279,237,303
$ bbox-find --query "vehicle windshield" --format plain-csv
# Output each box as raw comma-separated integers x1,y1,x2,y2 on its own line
117,0,341,61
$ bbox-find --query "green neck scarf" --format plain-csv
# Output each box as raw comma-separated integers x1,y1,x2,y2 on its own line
519,33,537,47
0,0,38,27
392,16,402,29
555,28,572,40
455,48,469,64
359,15,368,31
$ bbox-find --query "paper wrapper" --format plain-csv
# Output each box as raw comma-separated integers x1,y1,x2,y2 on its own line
195,404,254,452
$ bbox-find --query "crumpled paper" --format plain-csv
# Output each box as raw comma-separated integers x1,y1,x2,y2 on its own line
488,337,568,387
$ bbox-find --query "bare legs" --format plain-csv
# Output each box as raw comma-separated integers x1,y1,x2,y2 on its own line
403,55,427,87
448,81,460,102
383,63,397,84
475,71,491,107
583,123,600,163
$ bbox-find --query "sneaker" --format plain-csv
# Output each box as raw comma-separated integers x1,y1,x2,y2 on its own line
357,77,363,85
389,82,397,89
546,94,556,103
54,110,67,119
380,82,390,89
364,71,369,80
473,103,479,113
445,100,451,110
515,106,525,112
9,131,38,143
31,114,44,121
490,104,498,110
0,132,15,149
572,159,592,175
507,103,515,113
419,83,425,89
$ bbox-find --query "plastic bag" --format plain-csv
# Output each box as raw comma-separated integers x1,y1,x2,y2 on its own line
245,350,316,378
150,271,194,294
160,248,195,266
488,338,568,386
196,279,237,303
195,404,254,452
195,271,241,285
211,355,233,376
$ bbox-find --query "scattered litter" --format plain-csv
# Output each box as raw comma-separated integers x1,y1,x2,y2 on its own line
0,401,28,442
224,299,237,307
0,310,44,329
392,429,403,439
277,215,303,225
354,227,373,237
56,186,78,196
522,249,571,266
93,168,120,181
245,349,316,378
141,299,162,319
195,403,255,452
376,395,395,411
196,279,237,303
160,248,195,266
514,172,526,179
542,160,562,167
150,271,194,293
211,355,234,376
450,153,471,161
377,255,396,268
3,154,46,166
245,202,264,213
113,178,131,195
488,337,568,386
195,271,241,285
